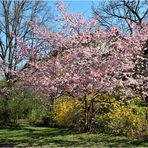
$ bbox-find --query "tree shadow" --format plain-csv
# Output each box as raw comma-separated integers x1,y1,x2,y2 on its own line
0,126,72,147
0,126,147,147
73,133,148,147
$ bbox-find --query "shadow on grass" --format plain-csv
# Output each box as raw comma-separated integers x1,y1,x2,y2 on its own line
0,126,72,147
75,134,148,147
0,126,147,147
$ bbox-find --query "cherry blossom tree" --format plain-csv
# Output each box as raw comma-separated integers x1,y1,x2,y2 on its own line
18,1,119,96
18,1,147,98
14,0,148,132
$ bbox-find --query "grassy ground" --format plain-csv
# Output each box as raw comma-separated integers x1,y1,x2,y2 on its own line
0,125,147,147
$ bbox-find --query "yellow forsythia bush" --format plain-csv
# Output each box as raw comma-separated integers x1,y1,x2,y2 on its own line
103,98,148,137
54,95,81,127
54,93,148,136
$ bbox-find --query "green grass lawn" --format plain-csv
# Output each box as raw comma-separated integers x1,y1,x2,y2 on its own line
0,125,147,147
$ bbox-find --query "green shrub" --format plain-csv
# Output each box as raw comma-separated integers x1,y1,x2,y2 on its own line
28,105,54,127
0,86,54,127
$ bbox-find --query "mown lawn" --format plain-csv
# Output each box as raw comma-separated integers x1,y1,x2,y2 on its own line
0,125,147,147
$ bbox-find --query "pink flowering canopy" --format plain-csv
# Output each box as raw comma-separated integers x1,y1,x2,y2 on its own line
17,0,147,99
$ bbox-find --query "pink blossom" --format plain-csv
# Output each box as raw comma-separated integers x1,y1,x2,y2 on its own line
14,0,148,100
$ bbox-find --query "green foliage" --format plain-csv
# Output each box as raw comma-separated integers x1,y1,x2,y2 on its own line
0,80,7,87
0,86,54,127
28,103,54,127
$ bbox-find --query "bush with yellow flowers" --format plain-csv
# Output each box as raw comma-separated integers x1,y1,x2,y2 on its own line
54,93,101,132
54,95,82,128
98,97,148,137
54,93,148,137
94,93,120,133
54,92,120,132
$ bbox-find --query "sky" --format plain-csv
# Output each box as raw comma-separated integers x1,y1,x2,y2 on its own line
49,0,99,19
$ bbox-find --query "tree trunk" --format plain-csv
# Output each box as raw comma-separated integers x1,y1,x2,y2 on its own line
89,100,95,132
84,95,88,133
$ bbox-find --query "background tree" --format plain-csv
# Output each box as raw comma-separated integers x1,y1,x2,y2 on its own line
92,0,148,33
0,0,52,82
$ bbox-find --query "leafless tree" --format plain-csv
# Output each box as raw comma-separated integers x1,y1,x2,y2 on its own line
0,0,52,81
92,0,148,33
